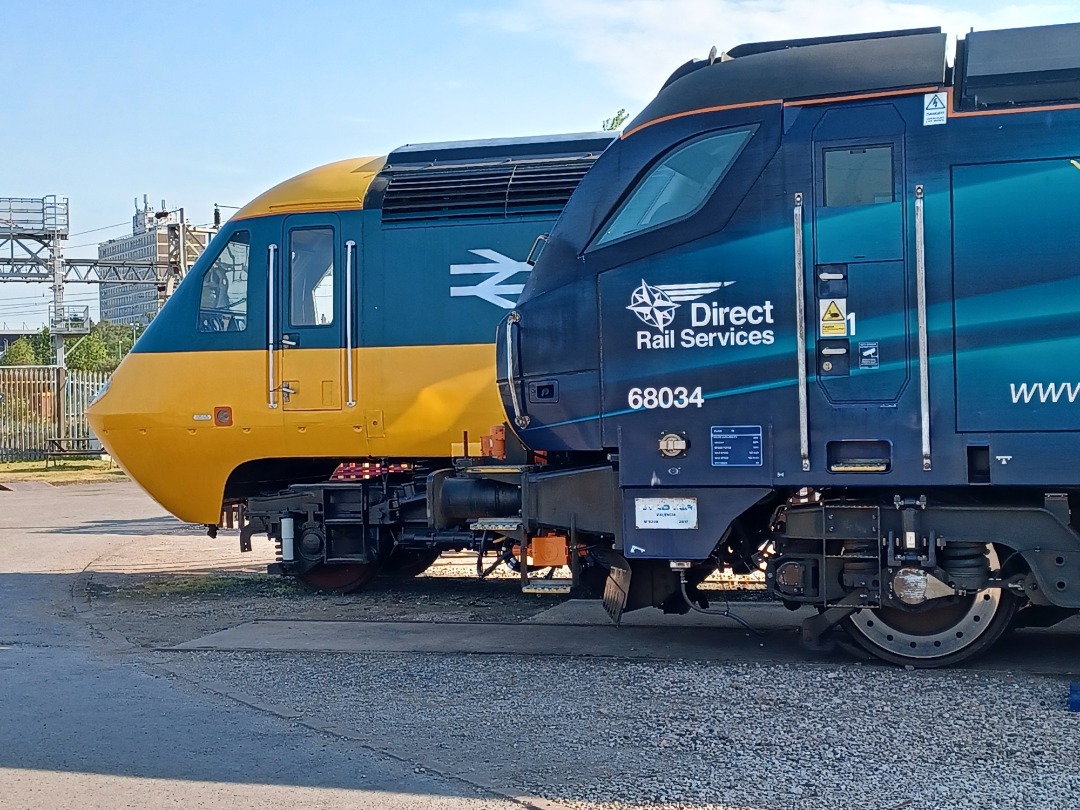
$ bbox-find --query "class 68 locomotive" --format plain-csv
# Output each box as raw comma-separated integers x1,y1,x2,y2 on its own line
93,21,1080,667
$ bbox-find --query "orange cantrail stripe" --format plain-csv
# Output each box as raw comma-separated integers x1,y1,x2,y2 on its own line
946,86,1080,118
622,99,779,139
622,85,944,139
785,85,942,107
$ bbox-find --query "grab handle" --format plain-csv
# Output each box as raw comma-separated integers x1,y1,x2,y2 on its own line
505,311,530,428
266,244,278,409
345,240,356,407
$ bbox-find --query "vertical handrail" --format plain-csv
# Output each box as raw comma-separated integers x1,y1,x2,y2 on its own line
914,185,932,470
345,240,356,407
505,311,529,428
267,244,278,409
793,193,810,472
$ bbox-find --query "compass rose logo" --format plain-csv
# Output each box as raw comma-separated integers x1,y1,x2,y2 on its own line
627,280,678,330
627,279,735,330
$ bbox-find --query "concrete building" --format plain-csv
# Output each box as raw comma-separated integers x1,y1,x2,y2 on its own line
98,197,214,325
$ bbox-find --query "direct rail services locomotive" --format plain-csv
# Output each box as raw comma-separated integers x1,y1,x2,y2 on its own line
91,21,1080,666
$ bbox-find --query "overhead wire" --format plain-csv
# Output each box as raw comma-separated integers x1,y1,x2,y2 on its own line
68,222,132,237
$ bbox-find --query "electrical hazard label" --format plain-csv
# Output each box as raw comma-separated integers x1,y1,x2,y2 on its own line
819,299,847,337
923,92,947,126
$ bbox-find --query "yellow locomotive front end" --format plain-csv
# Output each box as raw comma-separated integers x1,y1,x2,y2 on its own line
86,144,571,526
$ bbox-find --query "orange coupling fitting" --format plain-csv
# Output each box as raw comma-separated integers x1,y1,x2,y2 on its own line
480,425,507,460
529,534,570,568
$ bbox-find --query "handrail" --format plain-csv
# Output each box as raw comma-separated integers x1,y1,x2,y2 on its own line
505,311,529,428
793,193,809,472
345,240,356,407
267,244,278,409
914,185,931,470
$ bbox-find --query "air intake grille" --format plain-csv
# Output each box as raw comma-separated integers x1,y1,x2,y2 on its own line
381,157,595,223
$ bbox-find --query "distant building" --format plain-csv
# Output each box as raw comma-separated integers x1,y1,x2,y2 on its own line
98,197,214,325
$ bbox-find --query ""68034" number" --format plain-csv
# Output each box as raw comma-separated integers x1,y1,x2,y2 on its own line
627,386,704,410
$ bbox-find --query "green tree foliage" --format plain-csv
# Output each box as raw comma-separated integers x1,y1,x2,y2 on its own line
602,108,629,131
0,321,146,372
0,336,38,366
30,327,53,365
65,331,110,372
62,320,144,372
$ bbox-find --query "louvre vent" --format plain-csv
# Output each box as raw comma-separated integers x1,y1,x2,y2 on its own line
381,157,596,223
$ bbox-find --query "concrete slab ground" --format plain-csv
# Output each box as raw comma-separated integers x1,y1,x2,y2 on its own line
170,604,814,663
169,596,1080,674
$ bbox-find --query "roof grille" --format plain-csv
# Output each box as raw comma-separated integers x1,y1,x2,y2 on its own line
381,157,595,223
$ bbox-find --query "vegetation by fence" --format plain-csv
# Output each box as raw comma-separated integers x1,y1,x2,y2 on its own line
0,366,110,461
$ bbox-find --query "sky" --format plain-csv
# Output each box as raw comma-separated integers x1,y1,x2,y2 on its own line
2,0,1076,328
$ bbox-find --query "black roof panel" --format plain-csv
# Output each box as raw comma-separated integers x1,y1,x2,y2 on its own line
628,30,947,132
386,132,615,167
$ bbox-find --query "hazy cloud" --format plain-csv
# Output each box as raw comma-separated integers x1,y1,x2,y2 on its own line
476,1,1077,102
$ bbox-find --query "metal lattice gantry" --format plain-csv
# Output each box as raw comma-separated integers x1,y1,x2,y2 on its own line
0,195,164,285
0,195,215,364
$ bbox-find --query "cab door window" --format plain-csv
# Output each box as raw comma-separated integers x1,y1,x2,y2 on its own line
289,227,335,327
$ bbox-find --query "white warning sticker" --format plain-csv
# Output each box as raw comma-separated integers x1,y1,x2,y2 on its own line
923,92,948,126
819,298,847,337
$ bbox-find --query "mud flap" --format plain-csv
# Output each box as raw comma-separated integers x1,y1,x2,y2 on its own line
592,549,631,625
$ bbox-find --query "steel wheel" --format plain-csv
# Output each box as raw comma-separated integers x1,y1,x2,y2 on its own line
299,563,380,593
842,546,1018,667
381,549,441,578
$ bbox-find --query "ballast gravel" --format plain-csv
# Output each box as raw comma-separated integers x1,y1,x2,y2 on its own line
156,649,1080,810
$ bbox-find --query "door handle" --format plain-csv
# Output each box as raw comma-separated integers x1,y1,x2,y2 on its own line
281,335,298,348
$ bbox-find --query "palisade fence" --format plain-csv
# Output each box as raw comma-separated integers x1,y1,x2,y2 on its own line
0,366,110,461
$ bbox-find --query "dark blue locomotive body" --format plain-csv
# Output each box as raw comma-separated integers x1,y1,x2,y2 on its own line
477,23,1080,665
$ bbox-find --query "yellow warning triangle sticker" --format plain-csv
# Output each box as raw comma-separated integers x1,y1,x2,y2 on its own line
822,301,844,321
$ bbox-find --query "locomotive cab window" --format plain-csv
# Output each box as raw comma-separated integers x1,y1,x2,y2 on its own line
594,126,755,246
198,230,250,332
824,145,894,206
289,227,335,326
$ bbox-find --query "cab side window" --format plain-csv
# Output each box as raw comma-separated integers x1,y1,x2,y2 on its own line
594,127,755,246
288,227,335,326
198,231,250,332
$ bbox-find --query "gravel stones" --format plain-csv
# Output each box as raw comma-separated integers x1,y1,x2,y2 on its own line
157,649,1080,809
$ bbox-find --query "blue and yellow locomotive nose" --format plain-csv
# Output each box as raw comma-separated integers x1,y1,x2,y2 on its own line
86,341,284,524
87,156,390,524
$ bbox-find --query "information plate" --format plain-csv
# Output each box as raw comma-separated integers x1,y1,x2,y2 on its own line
634,497,698,530
711,425,764,467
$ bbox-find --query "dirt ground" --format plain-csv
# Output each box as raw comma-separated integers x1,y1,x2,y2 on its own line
83,545,765,649
82,554,581,648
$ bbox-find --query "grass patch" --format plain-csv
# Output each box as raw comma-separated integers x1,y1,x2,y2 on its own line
113,574,304,599
0,458,127,485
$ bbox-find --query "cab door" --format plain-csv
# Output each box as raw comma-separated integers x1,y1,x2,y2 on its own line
803,103,916,473
277,214,342,411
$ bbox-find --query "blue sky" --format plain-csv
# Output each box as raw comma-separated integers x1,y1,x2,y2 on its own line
2,0,1076,327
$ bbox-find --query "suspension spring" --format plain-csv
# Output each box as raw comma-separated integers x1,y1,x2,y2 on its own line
939,541,989,590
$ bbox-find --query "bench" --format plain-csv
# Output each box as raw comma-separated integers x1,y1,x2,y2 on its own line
44,437,104,468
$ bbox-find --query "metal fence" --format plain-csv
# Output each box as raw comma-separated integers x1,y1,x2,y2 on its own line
0,366,110,461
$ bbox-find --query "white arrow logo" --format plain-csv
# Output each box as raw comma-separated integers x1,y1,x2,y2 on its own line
450,249,530,309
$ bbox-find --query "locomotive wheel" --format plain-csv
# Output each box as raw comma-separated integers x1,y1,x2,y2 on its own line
381,549,441,578
842,547,1018,667
299,563,380,593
